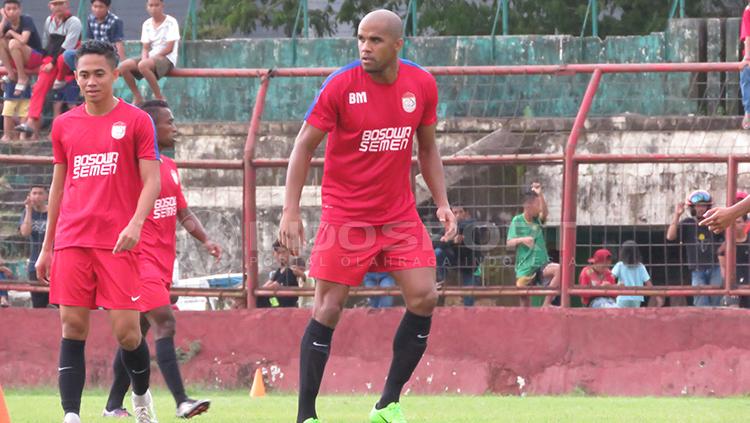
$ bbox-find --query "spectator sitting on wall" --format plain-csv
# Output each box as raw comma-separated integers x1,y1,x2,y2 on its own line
612,240,660,308
62,0,126,72
578,248,617,308
18,185,48,308
291,256,315,308
363,272,396,308
119,0,180,105
506,183,560,307
666,190,724,307
0,0,43,96
257,240,299,308
0,79,30,141
0,254,14,307
741,0,750,129
434,206,481,306
15,0,81,139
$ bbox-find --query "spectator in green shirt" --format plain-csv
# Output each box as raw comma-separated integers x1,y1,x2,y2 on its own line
506,183,560,307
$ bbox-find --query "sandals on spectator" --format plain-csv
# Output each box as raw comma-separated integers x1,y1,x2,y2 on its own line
15,123,33,136
743,115,750,130
13,80,28,96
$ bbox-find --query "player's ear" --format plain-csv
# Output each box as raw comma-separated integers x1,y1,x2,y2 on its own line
394,37,404,52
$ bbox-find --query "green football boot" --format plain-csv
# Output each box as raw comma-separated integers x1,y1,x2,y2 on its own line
302,418,321,423
369,402,407,423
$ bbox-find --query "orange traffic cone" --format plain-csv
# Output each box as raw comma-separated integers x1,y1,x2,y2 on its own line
0,384,11,423
249,368,266,398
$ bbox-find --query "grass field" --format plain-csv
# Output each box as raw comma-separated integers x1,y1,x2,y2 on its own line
5,389,750,422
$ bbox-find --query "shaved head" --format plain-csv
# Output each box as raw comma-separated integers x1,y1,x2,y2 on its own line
360,9,403,39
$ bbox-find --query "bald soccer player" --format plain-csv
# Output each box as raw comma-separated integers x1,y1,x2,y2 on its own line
279,9,457,423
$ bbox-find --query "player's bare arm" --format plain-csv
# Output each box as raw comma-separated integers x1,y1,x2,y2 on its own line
416,123,457,239
279,122,326,255
35,164,67,283
177,207,222,261
700,195,750,234
113,159,161,253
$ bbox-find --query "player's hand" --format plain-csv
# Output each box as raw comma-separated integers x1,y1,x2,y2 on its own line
279,210,305,256
531,182,543,195
35,249,52,285
436,206,457,241
700,207,736,234
522,237,535,248
203,240,222,262
113,222,142,253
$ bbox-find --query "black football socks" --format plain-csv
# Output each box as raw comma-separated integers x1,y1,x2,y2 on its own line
297,319,334,423
377,311,432,409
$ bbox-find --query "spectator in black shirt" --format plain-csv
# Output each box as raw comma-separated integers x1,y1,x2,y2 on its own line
257,240,299,308
667,190,723,306
0,0,43,96
434,206,482,306
18,185,48,308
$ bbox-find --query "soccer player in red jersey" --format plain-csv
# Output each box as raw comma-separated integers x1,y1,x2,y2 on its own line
35,40,161,423
102,100,219,419
279,9,457,423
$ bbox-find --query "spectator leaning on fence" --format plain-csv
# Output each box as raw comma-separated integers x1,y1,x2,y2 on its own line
741,0,750,130
119,0,180,105
0,0,43,95
257,240,299,308
18,185,48,308
434,206,481,306
506,183,561,307
363,272,396,308
666,190,724,307
612,240,658,308
578,248,617,308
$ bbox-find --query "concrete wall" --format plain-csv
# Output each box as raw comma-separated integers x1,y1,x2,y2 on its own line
115,18,741,122
4,307,750,397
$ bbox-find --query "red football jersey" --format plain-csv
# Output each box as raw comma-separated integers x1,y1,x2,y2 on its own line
139,156,188,282
305,59,438,226
51,99,159,250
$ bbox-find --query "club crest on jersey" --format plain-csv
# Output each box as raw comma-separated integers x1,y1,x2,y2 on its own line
171,169,179,185
111,121,127,140
402,92,416,113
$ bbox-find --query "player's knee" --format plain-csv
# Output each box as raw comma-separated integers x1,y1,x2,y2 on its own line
116,331,142,351
407,289,438,314
61,320,88,340
153,317,176,339
314,301,344,327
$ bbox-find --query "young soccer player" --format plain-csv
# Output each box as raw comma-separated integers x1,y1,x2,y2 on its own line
35,40,161,423
279,9,457,423
102,100,218,419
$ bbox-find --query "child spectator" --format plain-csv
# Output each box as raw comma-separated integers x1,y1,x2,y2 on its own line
612,241,656,308
578,248,617,308
1,79,30,141
119,0,179,105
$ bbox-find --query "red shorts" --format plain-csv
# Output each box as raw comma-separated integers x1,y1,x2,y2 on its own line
137,277,172,313
309,220,436,286
49,247,142,310
10,49,43,71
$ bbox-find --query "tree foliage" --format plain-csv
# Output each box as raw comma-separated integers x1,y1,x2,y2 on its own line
197,0,744,39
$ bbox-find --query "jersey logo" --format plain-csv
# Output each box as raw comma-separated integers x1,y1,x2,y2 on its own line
348,91,368,104
402,92,417,113
111,121,127,140
171,169,179,185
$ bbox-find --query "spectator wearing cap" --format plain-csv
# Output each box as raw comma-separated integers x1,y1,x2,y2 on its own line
578,248,617,308
507,182,560,307
666,190,724,306
257,240,299,308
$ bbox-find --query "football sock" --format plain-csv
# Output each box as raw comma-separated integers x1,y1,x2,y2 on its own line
297,319,334,423
105,348,131,412
120,338,150,396
59,338,86,415
156,337,189,405
377,311,432,409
